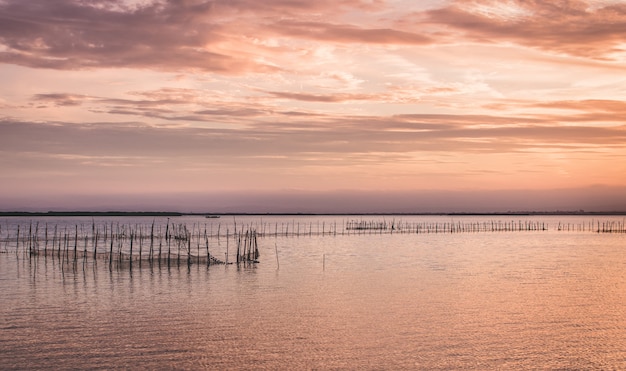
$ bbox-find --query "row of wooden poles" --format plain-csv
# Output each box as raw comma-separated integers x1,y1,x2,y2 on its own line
231,219,626,236
3,218,626,248
2,218,624,261
236,229,260,264
344,219,626,234
251,219,626,236
0,221,266,271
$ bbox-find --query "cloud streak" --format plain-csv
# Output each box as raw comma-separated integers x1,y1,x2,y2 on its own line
2,0,625,75
425,0,626,60
0,0,263,72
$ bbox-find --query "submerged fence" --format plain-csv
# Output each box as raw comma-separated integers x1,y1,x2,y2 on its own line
1,217,624,270
0,221,261,270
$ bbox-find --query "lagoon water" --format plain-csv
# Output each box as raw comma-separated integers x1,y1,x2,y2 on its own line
1,215,625,369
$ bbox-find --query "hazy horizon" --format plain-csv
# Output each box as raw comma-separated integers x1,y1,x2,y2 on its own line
1,1,625,211
2,186,625,214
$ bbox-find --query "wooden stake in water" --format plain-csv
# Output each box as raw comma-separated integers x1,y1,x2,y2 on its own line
204,228,210,266
109,230,114,271
275,243,279,270
16,225,19,257
73,225,78,264
187,232,192,268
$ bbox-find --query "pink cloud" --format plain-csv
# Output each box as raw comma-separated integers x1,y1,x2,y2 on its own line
32,93,88,106
3,0,623,74
267,20,431,44
0,0,269,72
0,0,395,73
265,90,376,102
425,0,626,59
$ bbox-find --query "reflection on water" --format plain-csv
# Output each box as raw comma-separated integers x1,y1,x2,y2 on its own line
1,216,625,369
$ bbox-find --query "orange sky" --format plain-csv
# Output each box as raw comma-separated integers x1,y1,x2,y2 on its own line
1,0,625,212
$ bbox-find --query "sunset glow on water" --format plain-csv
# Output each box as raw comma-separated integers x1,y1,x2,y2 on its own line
1,215,625,369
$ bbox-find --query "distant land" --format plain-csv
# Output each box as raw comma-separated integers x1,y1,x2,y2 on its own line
1,211,625,217
0,211,185,217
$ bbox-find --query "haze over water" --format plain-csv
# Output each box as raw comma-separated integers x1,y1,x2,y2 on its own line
1,215,625,369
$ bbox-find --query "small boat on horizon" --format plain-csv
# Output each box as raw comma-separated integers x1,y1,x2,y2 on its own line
205,215,221,218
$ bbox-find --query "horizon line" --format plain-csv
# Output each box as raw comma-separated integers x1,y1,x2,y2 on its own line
2,211,626,217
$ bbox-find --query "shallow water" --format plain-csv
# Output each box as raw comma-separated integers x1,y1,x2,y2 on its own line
1,215,625,369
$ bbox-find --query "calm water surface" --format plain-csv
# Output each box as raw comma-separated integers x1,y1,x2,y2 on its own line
1,215,625,369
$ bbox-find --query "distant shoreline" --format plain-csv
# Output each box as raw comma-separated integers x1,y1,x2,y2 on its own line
0,211,185,217
1,211,625,217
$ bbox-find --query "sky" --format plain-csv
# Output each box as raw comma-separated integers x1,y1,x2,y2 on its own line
1,0,626,213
